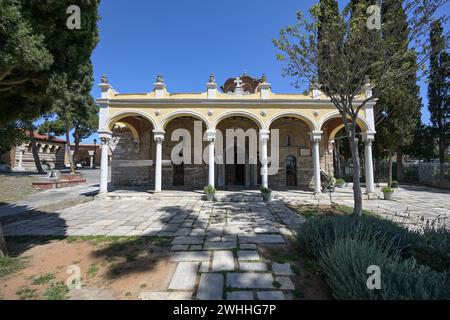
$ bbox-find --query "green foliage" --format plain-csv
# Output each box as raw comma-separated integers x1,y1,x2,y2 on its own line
203,185,215,194
382,187,394,193
44,281,69,300
296,215,419,260
335,178,345,185
390,180,399,188
412,226,450,273
31,272,55,285
260,187,272,194
320,238,449,300
0,256,27,278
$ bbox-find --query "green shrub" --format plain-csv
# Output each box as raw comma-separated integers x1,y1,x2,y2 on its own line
409,226,450,273
319,238,449,300
391,180,399,188
260,187,271,194
335,178,345,185
382,187,394,193
297,215,419,259
203,185,215,194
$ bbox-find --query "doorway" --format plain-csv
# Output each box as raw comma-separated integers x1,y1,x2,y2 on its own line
286,155,297,186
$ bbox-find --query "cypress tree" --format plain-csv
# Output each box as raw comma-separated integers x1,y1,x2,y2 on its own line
428,20,449,185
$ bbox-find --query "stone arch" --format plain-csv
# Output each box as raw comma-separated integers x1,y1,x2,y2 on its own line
318,111,370,133
213,110,264,129
106,110,158,131
160,110,211,130
266,111,317,131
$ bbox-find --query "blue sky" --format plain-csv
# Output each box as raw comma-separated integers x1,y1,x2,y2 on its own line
84,0,447,143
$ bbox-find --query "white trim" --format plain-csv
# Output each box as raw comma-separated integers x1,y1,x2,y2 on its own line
106,110,159,131
213,110,264,129
318,111,371,132
160,110,211,129
266,110,318,131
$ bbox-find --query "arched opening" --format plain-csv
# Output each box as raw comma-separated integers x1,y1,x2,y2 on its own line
163,116,209,189
215,115,261,188
269,117,311,188
106,114,156,188
286,155,297,186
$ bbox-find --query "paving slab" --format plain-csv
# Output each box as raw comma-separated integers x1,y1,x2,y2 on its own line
239,234,285,244
171,236,205,245
139,291,192,300
199,261,210,273
227,291,254,300
212,251,235,272
240,244,257,250
168,262,199,290
276,276,295,290
227,273,274,289
170,251,211,262
272,263,294,276
196,274,224,300
237,250,260,261
257,291,286,300
239,262,267,271
204,242,237,250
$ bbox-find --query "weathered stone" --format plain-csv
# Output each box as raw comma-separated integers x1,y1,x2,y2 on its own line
168,262,199,290
204,242,236,250
199,261,210,273
239,234,285,244
240,244,257,250
190,245,203,251
196,274,224,300
226,273,274,289
272,263,294,276
139,291,192,300
239,262,267,271
276,276,295,290
257,291,286,300
212,250,235,271
227,291,254,300
171,244,189,251
237,250,260,261
171,236,204,245
170,251,211,262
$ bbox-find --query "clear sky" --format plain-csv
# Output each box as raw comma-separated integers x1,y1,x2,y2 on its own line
84,0,447,143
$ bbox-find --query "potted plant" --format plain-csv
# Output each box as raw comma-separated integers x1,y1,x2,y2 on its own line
391,180,399,188
382,187,394,200
335,178,346,188
260,187,272,201
203,185,215,201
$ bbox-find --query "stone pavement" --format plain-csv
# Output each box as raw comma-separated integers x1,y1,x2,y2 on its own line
275,184,450,229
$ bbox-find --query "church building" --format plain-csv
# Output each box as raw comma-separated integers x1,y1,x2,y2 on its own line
96,73,376,195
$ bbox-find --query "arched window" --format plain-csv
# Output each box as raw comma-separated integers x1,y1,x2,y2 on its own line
285,135,292,147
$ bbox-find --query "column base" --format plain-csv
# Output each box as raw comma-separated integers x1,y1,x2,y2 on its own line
365,192,378,200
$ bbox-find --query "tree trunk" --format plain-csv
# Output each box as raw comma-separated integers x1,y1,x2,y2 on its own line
345,119,363,218
0,222,8,257
73,128,81,167
28,124,45,174
397,148,404,183
439,136,445,187
336,141,341,178
388,150,393,187
65,124,76,174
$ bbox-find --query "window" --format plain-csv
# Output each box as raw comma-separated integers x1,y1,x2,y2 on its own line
285,135,292,147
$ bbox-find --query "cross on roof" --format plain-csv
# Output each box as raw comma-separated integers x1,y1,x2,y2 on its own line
234,77,243,87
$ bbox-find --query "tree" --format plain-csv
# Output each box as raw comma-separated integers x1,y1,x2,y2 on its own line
375,0,422,186
403,123,437,162
428,20,449,185
273,0,447,217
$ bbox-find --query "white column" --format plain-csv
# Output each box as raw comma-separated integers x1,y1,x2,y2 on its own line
17,148,24,169
363,133,376,194
206,130,216,187
99,131,112,194
259,130,270,188
310,131,322,194
153,131,165,192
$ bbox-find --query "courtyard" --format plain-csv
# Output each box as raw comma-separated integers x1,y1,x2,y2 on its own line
0,180,449,300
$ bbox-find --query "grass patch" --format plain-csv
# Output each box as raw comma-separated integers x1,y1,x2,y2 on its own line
44,281,69,300
87,264,99,278
32,272,55,285
0,256,27,278
290,204,374,219
16,287,38,300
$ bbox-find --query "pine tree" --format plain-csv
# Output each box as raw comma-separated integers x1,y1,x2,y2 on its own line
428,20,449,185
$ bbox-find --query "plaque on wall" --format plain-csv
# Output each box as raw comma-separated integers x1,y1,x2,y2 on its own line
299,148,311,157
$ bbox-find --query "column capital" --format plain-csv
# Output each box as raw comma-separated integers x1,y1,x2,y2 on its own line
259,129,270,142
98,130,112,143
153,130,165,142
362,131,376,143
206,129,216,142
309,131,323,142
